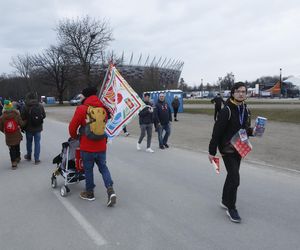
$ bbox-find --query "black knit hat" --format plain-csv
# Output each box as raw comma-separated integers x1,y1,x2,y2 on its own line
82,87,98,98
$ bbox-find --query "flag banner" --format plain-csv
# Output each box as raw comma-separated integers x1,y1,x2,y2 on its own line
99,64,145,139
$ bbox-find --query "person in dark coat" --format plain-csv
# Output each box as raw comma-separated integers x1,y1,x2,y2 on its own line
171,96,180,121
137,93,154,152
154,93,172,149
211,93,225,121
208,82,254,223
21,92,46,165
0,100,25,169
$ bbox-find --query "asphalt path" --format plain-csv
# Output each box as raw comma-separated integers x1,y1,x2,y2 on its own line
0,118,299,250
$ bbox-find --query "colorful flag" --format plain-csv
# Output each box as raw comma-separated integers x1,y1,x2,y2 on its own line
99,64,145,139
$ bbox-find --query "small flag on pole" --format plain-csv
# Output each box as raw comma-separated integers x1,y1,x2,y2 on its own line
99,64,145,139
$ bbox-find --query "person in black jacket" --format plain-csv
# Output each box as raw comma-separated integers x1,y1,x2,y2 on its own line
211,93,225,121
154,93,172,149
208,82,254,223
21,92,46,165
137,93,154,153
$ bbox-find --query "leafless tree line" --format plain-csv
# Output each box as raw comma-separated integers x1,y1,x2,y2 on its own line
9,16,114,103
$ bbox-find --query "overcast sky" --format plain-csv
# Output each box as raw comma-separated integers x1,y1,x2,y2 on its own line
1,0,300,86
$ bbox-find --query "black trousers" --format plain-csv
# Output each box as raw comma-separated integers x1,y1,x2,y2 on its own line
214,108,221,121
222,153,241,209
9,144,21,162
173,107,178,119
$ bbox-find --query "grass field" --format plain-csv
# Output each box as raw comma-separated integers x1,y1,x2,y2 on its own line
184,99,300,105
183,108,300,124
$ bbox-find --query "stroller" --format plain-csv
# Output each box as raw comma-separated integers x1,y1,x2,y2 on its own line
51,138,85,197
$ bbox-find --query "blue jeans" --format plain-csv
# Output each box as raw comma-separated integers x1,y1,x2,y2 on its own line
81,151,114,192
157,123,171,146
26,132,41,161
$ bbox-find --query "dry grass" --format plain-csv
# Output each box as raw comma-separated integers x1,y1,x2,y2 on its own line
183,108,300,124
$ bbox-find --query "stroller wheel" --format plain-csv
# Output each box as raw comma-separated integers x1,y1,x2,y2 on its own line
60,186,68,197
51,176,57,188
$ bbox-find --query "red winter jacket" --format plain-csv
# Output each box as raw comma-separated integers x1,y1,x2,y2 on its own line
69,95,107,152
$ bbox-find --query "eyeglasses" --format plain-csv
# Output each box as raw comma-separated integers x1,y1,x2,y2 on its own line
234,90,247,94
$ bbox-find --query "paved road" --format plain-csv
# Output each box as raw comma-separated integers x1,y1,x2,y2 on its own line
0,118,299,250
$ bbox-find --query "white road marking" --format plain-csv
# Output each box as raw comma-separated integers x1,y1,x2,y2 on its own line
53,191,107,246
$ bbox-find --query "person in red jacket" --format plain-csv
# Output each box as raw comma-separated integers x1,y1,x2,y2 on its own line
69,87,116,206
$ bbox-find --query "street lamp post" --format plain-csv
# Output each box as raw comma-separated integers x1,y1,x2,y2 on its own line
218,77,222,93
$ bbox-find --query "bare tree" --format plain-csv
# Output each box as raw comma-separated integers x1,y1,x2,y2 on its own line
220,72,235,90
31,46,71,104
56,16,113,86
10,54,33,91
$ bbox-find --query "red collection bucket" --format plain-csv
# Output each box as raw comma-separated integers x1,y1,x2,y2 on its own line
75,148,84,172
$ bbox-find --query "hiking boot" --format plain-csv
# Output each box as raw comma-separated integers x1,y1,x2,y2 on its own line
24,154,31,161
107,187,116,207
226,209,241,223
220,201,229,210
159,145,165,149
137,142,141,151
164,144,169,148
146,148,154,153
34,160,41,165
80,191,95,201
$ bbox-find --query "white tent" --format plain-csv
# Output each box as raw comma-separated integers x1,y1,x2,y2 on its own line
283,76,300,87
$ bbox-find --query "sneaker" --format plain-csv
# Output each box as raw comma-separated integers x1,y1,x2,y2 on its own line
159,145,165,149
24,154,31,161
11,162,17,170
80,191,95,201
220,201,228,210
175,119,178,121
125,132,130,136
146,148,154,153
34,160,41,165
226,209,241,223
137,142,141,151
164,144,169,148
107,187,116,207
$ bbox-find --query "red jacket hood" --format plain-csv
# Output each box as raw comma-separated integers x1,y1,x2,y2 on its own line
82,95,105,108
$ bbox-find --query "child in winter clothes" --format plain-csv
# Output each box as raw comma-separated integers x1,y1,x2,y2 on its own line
0,100,24,169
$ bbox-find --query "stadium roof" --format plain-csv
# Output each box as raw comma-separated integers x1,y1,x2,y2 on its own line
283,76,300,87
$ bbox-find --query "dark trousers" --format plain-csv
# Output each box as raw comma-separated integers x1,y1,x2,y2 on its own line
222,153,241,209
173,107,179,119
214,108,221,121
9,144,21,162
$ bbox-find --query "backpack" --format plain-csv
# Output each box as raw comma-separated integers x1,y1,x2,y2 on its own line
30,105,44,127
4,118,19,133
84,106,107,140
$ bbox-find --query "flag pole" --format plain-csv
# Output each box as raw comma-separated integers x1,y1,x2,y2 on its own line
99,62,113,99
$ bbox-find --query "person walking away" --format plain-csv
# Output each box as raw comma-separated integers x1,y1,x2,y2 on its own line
21,92,46,165
0,100,25,169
69,87,116,206
211,93,225,121
171,96,180,121
137,93,154,153
208,82,254,223
0,98,3,116
154,93,172,149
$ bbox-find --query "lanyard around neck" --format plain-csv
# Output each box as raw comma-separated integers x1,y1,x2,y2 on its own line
237,105,245,126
